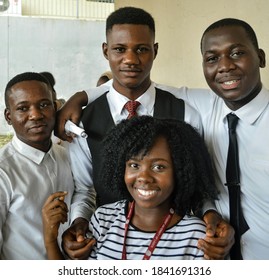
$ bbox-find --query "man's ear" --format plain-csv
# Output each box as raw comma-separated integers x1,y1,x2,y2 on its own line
53,101,58,111
154,43,158,59
102,42,108,60
4,108,12,125
258,48,266,68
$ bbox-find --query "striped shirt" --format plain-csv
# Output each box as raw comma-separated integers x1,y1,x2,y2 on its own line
88,200,206,260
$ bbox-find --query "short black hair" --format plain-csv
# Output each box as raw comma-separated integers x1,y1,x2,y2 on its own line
39,71,55,87
106,6,155,36
200,18,259,52
40,71,57,100
99,116,218,216
5,72,52,107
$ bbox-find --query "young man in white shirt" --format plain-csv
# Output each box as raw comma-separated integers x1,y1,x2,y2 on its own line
0,72,74,259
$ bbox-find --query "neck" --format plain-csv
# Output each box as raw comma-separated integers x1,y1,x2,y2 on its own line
130,201,180,231
112,79,151,100
225,82,262,110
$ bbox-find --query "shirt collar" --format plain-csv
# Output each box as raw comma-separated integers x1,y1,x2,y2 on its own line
222,86,269,125
107,81,156,116
12,134,55,165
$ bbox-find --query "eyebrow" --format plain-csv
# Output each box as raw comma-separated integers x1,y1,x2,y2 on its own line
203,43,247,54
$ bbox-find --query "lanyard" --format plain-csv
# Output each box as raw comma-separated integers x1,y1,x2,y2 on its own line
122,201,174,260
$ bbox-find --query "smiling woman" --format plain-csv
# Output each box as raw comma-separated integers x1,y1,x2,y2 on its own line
42,115,219,260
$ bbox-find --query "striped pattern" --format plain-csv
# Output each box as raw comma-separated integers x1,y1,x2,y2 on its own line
89,200,206,260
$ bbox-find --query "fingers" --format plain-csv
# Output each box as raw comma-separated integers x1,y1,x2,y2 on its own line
197,237,227,260
203,210,223,237
198,214,235,260
43,192,67,211
61,218,92,260
42,192,69,245
42,192,69,225
63,238,96,260
55,113,73,142
54,99,82,142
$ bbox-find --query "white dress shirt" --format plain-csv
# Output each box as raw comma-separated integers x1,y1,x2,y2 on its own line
67,82,203,223
0,135,74,259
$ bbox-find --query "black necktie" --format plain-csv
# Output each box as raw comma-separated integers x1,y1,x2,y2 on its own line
225,113,249,260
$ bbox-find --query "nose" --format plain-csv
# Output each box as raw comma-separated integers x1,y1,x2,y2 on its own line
123,49,139,65
218,56,236,72
137,168,154,184
28,106,44,120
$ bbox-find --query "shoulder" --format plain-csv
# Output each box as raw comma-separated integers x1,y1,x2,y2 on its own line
154,83,187,95
180,215,206,230
50,143,70,164
94,200,126,217
0,141,16,166
90,200,127,232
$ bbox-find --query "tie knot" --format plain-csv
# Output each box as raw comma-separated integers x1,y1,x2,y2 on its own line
227,113,239,131
124,101,140,119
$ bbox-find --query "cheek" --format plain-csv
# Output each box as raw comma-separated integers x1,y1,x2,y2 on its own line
10,113,26,126
124,170,135,186
143,57,154,70
162,172,175,193
203,66,215,81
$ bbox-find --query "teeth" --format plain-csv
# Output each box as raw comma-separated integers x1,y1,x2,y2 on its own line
137,189,157,196
224,80,237,85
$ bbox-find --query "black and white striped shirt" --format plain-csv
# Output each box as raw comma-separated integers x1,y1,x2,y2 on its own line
88,200,206,260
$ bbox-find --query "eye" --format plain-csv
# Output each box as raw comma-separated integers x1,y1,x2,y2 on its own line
126,160,140,171
231,51,244,58
40,101,52,109
114,47,125,53
152,164,165,172
17,106,28,112
204,55,218,64
137,47,149,54
130,162,139,169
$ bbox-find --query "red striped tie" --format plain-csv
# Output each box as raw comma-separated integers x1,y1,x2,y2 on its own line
124,101,140,119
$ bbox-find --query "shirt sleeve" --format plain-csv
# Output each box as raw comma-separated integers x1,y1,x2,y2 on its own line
0,169,11,252
66,126,96,222
85,79,113,105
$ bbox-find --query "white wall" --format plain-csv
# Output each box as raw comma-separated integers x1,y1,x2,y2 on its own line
0,16,109,134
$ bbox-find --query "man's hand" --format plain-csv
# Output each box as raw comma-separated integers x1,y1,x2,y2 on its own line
54,91,88,142
42,191,68,245
198,211,235,259
61,217,95,260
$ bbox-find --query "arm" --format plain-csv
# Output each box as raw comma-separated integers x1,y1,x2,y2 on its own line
55,82,111,142
61,136,96,259
67,135,96,223
42,191,69,260
155,84,211,114
0,170,10,252
198,210,234,259
54,91,88,142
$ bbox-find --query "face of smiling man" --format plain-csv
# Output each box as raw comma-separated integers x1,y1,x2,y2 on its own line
4,80,56,152
201,25,265,110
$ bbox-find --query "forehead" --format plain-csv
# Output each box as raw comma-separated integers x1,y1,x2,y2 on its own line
107,24,155,44
201,25,254,52
8,80,52,104
146,136,171,157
